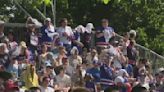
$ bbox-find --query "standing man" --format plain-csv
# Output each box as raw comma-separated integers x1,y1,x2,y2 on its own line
96,19,115,53
0,21,8,43
40,18,58,45
56,18,74,54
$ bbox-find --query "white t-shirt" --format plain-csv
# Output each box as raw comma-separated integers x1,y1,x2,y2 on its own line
57,26,73,44
30,32,38,46
40,86,54,92
103,27,114,42
55,74,71,88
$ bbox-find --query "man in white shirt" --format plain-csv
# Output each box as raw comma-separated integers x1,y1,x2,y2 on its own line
40,77,54,92
54,65,71,92
56,18,74,54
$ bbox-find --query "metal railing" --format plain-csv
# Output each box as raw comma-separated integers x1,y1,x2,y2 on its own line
115,34,164,74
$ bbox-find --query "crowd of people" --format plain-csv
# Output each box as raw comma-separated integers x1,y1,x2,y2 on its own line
0,17,163,92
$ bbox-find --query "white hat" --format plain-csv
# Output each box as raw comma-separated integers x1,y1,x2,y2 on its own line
157,67,164,73
86,23,94,29
0,20,5,25
46,18,51,22
129,30,136,36
70,46,79,55
85,23,94,33
114,76,125,84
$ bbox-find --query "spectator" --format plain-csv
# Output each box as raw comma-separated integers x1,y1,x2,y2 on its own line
7,31,18,58
63,57,74,76
155,68,164,92
7,58,19,78
134,67,152,90
73,25,85,54
86,60,101,83
110,41,125,69
16,41,30,62
55,46,67,66
84,73,95,92
54,65,71,91
81,23,94,52
0,21,8,43
0,43,10,68
21,64,39,89
114,76,132,92
40,77,54,92
86,48,98,68
26,24,39,55
40,18,57,45
127,40,137,65
71,65,86,87
39,44,48,69
4,79,19,92
122,32,130,47
118,33,130,57
100,54,114,90
133,59,146,79
122,57,133,77
129,30,136,40
69,47,82,69
17,41,30,75
57,18,74,54
39,65,56,87
96,19,115,51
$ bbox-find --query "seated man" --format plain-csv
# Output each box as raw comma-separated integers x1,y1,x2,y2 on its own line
96,19,115,52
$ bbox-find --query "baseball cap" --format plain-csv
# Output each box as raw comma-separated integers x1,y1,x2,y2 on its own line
45,18,51,22
129,30,136,37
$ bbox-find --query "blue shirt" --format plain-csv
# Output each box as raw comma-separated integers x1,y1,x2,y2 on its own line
7,64,18,77
87,67,101,82
40,25,53,43
100,64,113,80
123,64,133,76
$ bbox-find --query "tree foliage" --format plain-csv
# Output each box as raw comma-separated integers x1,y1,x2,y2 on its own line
0,0,163,55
